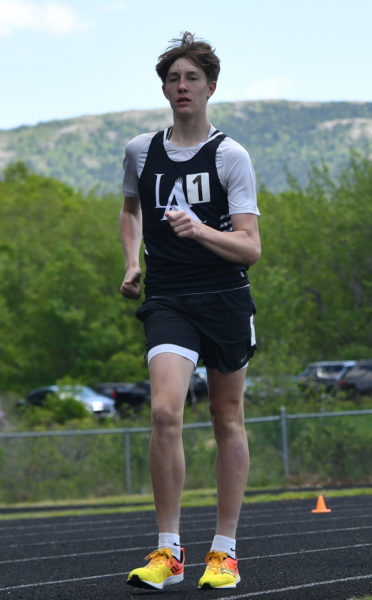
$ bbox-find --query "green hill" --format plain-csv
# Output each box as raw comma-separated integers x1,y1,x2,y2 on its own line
1,100,371,193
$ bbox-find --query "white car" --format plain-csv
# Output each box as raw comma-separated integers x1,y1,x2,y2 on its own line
25,385,116,418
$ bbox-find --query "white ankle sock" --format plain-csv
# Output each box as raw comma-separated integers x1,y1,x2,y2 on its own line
158,532,181,561
211,534,236,559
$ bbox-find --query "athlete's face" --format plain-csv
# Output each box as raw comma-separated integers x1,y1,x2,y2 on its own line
162,57,216,116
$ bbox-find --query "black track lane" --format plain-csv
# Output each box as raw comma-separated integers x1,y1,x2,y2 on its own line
0,495,371,599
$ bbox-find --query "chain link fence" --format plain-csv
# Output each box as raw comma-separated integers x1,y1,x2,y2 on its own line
0,407,371,502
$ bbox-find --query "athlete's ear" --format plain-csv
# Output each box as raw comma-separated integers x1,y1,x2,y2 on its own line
207,81,217,100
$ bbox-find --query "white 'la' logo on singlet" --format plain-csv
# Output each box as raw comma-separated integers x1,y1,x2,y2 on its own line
154,174,210,221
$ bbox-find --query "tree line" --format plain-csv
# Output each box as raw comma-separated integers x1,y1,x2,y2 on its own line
0,155,371,394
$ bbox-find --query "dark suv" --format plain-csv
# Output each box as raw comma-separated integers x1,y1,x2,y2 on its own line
297,360,356,393
94,381,151,414
337,360,372,396
95,371,208,414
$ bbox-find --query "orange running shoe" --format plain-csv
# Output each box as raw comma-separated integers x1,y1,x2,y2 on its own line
127,547,185,590
198,550,240,589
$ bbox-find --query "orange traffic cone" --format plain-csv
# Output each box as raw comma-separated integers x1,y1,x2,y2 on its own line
312,495,332,513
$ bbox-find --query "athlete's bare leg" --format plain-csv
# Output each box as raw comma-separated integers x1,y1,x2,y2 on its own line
148,353,195,533
207,367,249,539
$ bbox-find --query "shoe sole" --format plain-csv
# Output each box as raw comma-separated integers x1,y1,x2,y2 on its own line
127,573,184,590
198,574,241,589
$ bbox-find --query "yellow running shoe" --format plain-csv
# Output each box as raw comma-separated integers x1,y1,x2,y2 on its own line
198,550,240,589
127,547,185,590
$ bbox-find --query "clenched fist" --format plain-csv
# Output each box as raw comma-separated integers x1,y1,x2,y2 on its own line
166,209,201,239
120,266,142,299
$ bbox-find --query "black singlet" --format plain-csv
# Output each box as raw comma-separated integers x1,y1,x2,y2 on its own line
138,130,249,297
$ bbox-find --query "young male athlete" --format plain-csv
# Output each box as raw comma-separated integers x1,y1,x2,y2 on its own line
120,31,261,590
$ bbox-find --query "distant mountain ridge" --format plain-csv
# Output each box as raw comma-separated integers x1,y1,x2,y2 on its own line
0,100,371,194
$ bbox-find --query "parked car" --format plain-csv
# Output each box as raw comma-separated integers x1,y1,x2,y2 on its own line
297,360,356,394
96,367,210,413
195,366,207,380
94,381,151,413
337,360,372,396
22,385,116,418
187,368,208,405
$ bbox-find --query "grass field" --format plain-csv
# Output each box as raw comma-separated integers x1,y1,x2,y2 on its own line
1,485,371,521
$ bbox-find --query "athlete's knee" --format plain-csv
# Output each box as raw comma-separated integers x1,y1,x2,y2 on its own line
151,402,183,436
209,396,244,438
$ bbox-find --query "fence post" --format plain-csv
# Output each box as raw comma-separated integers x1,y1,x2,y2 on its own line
280,406,289,478
125,431,131,494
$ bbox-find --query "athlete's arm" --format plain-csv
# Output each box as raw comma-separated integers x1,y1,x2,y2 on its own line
166,211,261,266
119,196,143,299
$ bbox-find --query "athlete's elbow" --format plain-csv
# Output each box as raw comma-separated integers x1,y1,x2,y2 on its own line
245,242,261,266
238,228,261,265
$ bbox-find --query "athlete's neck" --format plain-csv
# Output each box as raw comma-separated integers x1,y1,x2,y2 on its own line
168,116,211,147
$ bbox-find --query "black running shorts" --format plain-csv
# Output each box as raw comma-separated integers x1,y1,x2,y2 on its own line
135,286,257,373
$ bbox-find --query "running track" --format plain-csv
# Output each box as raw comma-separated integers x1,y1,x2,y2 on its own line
0,495,371,599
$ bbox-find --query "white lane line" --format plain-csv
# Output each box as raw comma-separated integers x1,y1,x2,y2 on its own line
238,524,372,543
0,511,155,531
0,541,371,567
1,512,372,545
1,502,370,533
3,524,372,550
0,569,371,593
0,571,124,592
216,574,372,600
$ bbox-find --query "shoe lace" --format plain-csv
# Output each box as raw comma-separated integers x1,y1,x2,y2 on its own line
205,550,228,574
144,548,173,570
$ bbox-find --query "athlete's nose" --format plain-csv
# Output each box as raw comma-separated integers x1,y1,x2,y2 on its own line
177,76,187,91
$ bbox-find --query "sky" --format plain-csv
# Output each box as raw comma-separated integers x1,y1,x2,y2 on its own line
0,0,371,130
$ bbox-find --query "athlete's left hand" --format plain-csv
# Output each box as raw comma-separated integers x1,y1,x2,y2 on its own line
166,210,201,239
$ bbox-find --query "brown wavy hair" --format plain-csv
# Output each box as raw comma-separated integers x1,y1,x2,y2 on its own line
156,31,220,83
